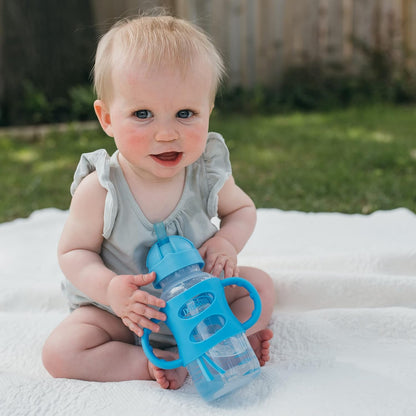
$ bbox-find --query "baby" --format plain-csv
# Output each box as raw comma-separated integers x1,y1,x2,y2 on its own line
42,13,275,389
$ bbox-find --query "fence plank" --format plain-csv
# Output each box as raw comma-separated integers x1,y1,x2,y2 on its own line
342,0,354,67
326,0,342,65
403,0,416,71
0,0,4,103
317,0,329,62
227,0,243,86
257,0,285,85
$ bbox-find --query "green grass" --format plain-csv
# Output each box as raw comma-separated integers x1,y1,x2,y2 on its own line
1,104,415,223
211,104,416,214
0,127,116,222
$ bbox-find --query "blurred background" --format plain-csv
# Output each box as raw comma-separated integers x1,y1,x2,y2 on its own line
1,0,416,125
0,0,415,220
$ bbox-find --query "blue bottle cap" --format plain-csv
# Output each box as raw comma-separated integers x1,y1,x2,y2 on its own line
146,235,205,289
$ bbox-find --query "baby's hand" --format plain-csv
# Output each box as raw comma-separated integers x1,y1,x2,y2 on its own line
198,236,239,278
107,272,166,337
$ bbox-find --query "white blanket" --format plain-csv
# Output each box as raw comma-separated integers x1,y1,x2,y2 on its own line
1,208,416,415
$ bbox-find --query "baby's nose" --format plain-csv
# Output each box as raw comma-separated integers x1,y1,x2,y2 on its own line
154,124,179,142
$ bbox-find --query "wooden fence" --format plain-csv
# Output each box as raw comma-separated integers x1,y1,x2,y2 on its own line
91,0,416,87
1,0,416,124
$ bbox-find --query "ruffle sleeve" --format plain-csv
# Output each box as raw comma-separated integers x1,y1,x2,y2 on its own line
204,132,232,218
70,149,118,238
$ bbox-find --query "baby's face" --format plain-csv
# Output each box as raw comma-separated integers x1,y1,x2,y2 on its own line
96,58,213,182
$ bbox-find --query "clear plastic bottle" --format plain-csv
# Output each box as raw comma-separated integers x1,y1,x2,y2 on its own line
159,264,260,401
142,231,261,402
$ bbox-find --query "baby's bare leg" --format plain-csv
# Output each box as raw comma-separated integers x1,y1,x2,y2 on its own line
225,266,275,365
42,306,150,381
43,305,186,388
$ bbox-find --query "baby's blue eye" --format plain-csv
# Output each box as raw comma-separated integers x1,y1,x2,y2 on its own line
135,110,152,119
177,110,194,119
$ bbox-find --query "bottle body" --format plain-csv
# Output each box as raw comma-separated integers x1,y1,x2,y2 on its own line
160,265,260,401
186,332,259,401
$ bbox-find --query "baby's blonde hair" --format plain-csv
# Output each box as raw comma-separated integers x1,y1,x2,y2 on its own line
93,13,225,104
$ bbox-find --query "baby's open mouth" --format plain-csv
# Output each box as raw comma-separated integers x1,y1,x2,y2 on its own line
151,152,183,165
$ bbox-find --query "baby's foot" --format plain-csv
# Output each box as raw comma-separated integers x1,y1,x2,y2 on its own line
147,350,188,390
248,328,273,366
151,364,188,390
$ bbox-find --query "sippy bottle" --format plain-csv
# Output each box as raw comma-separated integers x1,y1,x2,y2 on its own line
141,223,262,402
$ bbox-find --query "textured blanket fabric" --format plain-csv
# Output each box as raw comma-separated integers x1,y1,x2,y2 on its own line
1,208,416,415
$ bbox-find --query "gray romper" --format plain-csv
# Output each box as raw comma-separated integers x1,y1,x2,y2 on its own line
62,132,232,347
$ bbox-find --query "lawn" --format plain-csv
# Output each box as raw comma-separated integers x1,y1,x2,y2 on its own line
1,104,415,223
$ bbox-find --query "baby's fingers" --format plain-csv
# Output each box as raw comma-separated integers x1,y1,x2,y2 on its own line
210,255,235,278
131,302,166,322
122,316,144,337
133,287,166,309
135,314,162,333
224,260,239,279
131,272,158,289
204,255,222,277
123,314,162,337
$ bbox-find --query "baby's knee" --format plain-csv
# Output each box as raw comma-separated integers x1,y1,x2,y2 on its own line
257,271,276,306
240,266,276,307
42,333,72,378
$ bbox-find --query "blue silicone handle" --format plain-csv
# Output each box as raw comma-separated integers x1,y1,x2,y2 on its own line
221,277,262,330
141,324,184,370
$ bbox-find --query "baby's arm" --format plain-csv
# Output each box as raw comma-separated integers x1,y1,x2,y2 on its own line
58,172,165,336
199,176,256,278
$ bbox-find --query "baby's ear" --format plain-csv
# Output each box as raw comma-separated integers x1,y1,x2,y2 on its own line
94,99,114,137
